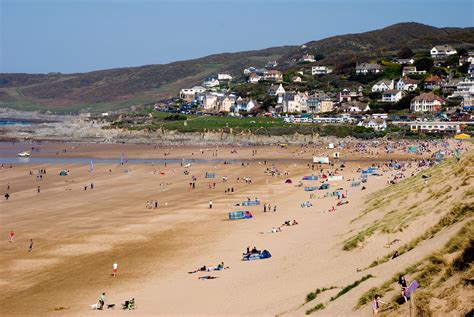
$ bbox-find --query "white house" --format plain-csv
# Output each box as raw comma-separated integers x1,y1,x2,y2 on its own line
402,66,426,77
381,90,404,102
268,83,286,97
371,80,394,92
355,63,384,75
263,70,283,82
307,97,334,113
394,58,414,65
410,92,443,113
299,54,315,62
312,66,333,75
265,60,278,68
217,73,233,81
202,77,220,88
430,45,457,58
202,94,218,110
357,118,387,131
291,76,302,82
180,86,206,102
396,77,418,91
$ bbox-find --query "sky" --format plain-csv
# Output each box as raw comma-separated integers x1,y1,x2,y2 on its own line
1,0,473,74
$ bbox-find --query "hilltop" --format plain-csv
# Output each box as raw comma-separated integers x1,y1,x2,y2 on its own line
1,22,473,112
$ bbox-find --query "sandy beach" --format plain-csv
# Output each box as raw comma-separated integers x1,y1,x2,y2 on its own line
0,140,471,316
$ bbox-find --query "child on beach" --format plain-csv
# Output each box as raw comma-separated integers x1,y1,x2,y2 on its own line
112,262,118,277
9,230,15,242
372,295,385,316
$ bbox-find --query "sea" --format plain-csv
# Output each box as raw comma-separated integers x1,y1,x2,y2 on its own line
0,119,33,126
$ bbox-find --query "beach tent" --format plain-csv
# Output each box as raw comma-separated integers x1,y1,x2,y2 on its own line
328,175,343,182
285,179,293,184
328,143,335,149
454,133,470,139
304,186,318,191
229,211,253,220
313,156,330,164
59,170,68,176
333,152,340,159
242,200,260,206
302,175,318,181
205,172,216,178
408,146,418,153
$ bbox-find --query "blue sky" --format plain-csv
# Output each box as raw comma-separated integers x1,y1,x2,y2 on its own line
1,0,473,74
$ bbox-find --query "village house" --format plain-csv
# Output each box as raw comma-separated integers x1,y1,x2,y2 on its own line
265,60,278,68
202,93,219,111
291,76,302,82
371,80,394,92
268,83,286,97
467,51,474,64
355,63,384,75
307,97,334,113
381,90,404,102
410,92,444,113
396,77,418,91
339,101,370,113
248,73,262,84
423,75,443,90
263,70,283,82
179,86,206,102
299,54,315,63
357,118,387,131
233,97,257,113
393,58,415,65
430,45,457,58
311,66,333,75
218,95,236,112
217,73,233,81
402,66,426,77
337,88,363,102
283,92,308,113
450,76,474,99
202,77,220,88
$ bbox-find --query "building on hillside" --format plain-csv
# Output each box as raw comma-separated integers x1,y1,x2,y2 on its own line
233,97,257,112
299,54,315,63
396,77,418,91
291,76,302,82
402,66,426,77
202,77,220,88
268,83,286,97
202,93,219,111
393,58,414,65
307,97,333,113
450,76,474,99
410,92,444,113
218,95,236,112
217,73,233,81
263,70,283,82
337,88,363,102
311,66,333,75
381,90,404,102
371,80,394,92
430,45,457,58
423,75,443,90
409,122,461,134
339,102,370,113
355,63,383,75
467,51,474,64
357,118,387,131
248,73,262,84
180,86,206,102
265,60,278,68
282,92,308,113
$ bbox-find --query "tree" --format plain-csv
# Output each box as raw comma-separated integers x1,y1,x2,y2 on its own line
261,96,276,112
394,94,416,111
397,47,413,59
314,53,325,61
414,57,434,72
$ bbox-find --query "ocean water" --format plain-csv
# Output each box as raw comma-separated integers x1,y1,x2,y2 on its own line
0,119,32,126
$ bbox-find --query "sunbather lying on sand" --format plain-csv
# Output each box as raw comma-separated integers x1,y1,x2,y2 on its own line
198,275,218,280
188,262,229,274
259,227,283,234
282,220,299,226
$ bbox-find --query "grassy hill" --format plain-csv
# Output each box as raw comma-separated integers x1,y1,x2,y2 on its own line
1,22,473,113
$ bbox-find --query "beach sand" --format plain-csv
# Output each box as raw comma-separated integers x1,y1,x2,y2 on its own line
0,141,468,316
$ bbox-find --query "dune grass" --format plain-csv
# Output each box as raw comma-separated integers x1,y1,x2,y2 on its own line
330,275,373,301
357,220,474,309
367,203,473,268
306,286,338,302
305,303,325,314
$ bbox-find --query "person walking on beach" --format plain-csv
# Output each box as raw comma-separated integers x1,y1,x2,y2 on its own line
9,230,15,242
273,205,277,213
98,292,106,310
263,203,267,213
28,239,33,252
37,186,40,193
4,193,9,200
112,262,118,277
209,200,213,209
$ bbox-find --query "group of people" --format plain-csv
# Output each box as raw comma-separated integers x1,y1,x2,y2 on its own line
145,200,159,209
263,203,277,212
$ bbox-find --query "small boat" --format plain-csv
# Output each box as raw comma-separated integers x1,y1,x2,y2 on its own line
17,151,31,158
